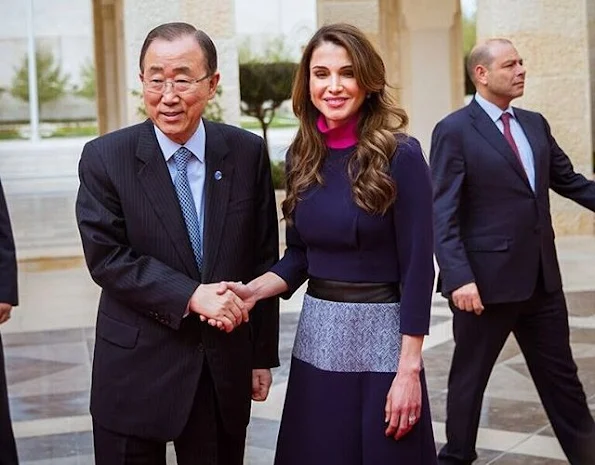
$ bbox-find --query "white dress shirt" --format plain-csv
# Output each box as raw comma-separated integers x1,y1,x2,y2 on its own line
154,120,207,245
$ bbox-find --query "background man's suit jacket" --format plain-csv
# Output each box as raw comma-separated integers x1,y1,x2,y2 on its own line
76,119,279,441
431,99,595,304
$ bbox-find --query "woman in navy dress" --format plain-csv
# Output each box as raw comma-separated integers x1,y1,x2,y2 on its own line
221,23,437,464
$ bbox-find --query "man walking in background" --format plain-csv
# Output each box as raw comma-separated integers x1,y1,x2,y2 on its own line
431,38,595,464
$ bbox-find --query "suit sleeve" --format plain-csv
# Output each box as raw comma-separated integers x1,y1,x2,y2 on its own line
0,178,18,306
248,141,280,368
430,120,476,295
544,116,595,211
392,139,434,335
75,142,199,330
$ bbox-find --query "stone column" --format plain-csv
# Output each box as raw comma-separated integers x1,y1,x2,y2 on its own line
316,0,464,151
94,0,241,133
93,0,127,134
477,0,594,235
398,0,463,152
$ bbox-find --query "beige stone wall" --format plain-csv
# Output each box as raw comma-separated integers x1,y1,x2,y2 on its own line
316,0,464,152
94,0,241,132
477,0,594,235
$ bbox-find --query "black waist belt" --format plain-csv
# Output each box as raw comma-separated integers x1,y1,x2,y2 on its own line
307,278,400,303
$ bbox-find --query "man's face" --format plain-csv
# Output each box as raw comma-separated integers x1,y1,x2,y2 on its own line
140,35,220,144
477,42,526,108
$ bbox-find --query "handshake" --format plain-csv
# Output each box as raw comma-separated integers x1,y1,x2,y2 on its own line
188,281,257,333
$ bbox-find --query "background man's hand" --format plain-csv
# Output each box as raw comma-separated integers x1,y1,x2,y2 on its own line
189,283,247,332
251,368,272,401
451,282,484,315
0,303,12,325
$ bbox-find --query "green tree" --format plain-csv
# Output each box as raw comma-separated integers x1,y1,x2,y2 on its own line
239,61,297,151
463,13,477,95
238,36,297,152
10,50,70,109
74,60,96,100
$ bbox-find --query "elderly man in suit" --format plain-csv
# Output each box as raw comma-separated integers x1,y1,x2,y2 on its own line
431,38,595,465
76,22,279,465
0,177,19,465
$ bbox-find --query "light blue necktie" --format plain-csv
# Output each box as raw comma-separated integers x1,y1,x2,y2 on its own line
173,147,203,271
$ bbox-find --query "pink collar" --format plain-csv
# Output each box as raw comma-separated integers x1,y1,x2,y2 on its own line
316,114,359,149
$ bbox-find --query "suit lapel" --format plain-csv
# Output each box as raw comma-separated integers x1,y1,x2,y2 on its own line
135,120,200,279
469,99,532,191
202,121,234,282
514,108,542,197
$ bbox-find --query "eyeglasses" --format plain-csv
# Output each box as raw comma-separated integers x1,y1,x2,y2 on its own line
143,74,211,94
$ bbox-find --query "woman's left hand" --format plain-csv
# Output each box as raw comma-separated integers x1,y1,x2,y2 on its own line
384,369,422,440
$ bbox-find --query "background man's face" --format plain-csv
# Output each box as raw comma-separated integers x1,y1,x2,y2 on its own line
140,35,219,144
481,43,526,106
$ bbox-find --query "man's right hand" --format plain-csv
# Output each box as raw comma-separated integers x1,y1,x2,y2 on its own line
199,282,258,330
451,282,484,315
188,283,247,333
0,303,12,325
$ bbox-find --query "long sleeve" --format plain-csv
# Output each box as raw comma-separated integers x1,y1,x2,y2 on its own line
430,120,476,295
269,219,309,299
76,141,198,330
392,138,435,335
248,141,280,368
544,116,595,211
0,178,18,306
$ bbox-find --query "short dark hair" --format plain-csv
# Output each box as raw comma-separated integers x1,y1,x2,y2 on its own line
467,38,513,84
139,22,218,75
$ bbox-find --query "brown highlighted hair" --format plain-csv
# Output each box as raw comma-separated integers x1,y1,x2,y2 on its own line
282,23,408,223
139,22,218,75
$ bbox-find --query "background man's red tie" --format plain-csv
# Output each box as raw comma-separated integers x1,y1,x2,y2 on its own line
500,112,524,169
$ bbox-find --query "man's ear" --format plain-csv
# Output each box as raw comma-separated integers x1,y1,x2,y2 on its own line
208,72,221,99
475,65,488,86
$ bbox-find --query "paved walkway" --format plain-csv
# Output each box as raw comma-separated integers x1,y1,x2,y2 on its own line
2,134,594,463
2,235,594,464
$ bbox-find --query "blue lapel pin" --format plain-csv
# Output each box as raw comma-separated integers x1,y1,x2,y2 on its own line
214,171,223,181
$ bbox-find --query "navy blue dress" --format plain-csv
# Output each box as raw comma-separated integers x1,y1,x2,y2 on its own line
271,136,437,464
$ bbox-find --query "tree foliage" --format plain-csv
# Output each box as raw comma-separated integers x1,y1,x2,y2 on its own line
74,60,96,100
10,50,70,108
239,61,297,151
463,13,477,95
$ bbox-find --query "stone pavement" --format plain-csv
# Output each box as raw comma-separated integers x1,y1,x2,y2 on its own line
1,235,594,464
1,134,594,463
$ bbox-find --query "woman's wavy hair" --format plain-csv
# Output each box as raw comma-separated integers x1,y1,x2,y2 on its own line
282,23,409,223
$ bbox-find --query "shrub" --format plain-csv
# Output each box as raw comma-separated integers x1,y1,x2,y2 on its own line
239,62,297,152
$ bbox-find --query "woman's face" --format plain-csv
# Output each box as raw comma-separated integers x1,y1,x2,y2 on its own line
308,41,366,129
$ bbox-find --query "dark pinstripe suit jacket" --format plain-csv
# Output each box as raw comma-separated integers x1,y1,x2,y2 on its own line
0,178,17,307
76,119,280,441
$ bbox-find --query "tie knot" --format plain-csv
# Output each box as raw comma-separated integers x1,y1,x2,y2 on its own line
173,147,193,171
500,112,512,124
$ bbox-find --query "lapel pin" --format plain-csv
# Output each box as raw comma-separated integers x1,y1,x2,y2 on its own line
214,171,223,181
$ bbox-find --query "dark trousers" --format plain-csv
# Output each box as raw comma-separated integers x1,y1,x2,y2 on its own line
0,335,18,465
438,284,595,465
93,365,246,465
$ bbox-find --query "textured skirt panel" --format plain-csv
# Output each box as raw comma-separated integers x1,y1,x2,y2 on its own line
292,294,402,373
